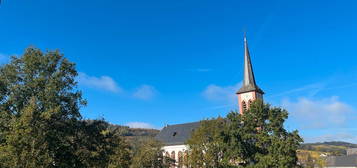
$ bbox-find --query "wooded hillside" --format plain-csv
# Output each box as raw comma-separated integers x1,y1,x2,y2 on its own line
300,141,357,155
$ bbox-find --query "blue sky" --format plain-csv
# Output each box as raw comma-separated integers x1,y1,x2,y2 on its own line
1,0,357,143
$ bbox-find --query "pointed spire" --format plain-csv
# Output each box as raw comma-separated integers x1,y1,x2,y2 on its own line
243,34,256,87
237,34,264,94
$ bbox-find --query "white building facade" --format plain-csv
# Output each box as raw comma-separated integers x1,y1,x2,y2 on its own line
156,122,199,167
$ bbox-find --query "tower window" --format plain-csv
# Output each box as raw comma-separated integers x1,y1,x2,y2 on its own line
242,101,247,111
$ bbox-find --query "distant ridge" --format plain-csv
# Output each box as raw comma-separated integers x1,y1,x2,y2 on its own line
302,141,357,148
300,141,357,155
108,123,159,137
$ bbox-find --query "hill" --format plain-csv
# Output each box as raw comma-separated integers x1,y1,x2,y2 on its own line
299,141,357,155
108,124,159,137
84,120,160,148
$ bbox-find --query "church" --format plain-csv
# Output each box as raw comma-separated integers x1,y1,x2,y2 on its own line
155,35,264,166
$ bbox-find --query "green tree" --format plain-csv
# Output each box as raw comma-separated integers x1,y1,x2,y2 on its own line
0,47,135,168
187,100,303,168
130,138,173,168
108,136,132,168
0,48,86,167
0,97,53,167
106,122,132,168
186,117,228,168
75,120,132,168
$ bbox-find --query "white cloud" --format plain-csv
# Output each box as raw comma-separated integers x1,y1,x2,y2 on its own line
125,122,156,129
78,72,121,93
77,73,159,99
132,85,157,100
305,133,357,143
202,82,242,103
282,96,354,129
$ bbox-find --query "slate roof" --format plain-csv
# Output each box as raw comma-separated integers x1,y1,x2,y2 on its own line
326,155,357,167
237,35,264,94
155,122,201,146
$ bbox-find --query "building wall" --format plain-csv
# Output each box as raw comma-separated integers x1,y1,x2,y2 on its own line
238,91,262,114
347,148,357,155
162,145,188,168
238,92,253,114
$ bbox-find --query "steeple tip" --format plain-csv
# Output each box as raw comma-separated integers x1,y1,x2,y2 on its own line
243,32,247,42
237,33,264,95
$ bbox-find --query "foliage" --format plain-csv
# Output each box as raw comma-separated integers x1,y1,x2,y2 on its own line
0,97,53,167
76,120,132,168
130,138,173,168
186,117,228,168
0,48,131,168
0,48,86,167
187,100,303,168
297,150,326,168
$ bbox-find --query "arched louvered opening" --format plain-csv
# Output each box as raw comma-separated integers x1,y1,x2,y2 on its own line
242,101,247,111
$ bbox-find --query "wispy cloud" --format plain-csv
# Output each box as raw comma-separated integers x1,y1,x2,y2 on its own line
78,72,121,93
269,83,325,98
78,73,160,100
132,84,157,100
269,80,357,99
282,96,355,129
125,122,157,129
202,82,241,103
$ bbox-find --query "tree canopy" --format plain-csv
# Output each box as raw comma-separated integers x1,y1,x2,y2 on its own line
0,48,131,168
187,100,303,168
131,138,174,168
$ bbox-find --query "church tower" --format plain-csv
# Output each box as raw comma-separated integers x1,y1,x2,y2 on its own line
236,35,264,114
